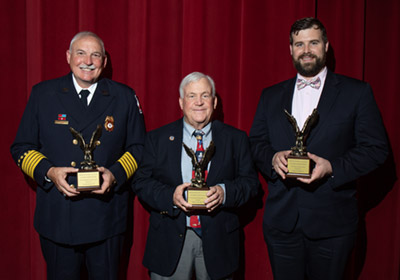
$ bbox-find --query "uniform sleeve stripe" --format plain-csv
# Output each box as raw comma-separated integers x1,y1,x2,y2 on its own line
27,154,41,178
20,150,47,179
117,152,138,179
118,153,135,178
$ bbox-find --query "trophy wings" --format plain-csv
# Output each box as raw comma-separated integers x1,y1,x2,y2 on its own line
301,109,319,141
200,141,215,170
69,127,86,150
183,143,198,166
284,109,300,134
182,140,215,170
89,124,103,152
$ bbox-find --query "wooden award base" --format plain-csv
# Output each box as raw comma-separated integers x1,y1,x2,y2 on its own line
76,169,101,191
187,186,209,210
286,155,312,178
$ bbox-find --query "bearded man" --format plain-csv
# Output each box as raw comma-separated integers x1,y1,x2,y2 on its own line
249,17,388,280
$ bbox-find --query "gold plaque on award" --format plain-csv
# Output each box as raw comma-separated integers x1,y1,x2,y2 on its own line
187,187,209,208
287,155,312,178
183,141,215,210
284,109,318,178
70,125,103,191
77,169,101,191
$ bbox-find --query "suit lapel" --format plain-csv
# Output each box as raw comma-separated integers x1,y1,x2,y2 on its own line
79,79,114,131
56,74,87,126
281,78,298,144
167,120,185,185
206,121,225,185
308,71,340,143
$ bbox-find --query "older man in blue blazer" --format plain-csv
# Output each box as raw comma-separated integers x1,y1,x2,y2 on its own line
134,72,259,280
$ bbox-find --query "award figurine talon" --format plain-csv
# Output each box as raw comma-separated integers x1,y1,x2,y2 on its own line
284,109,319,178
183,141,215,210
69,124,103,191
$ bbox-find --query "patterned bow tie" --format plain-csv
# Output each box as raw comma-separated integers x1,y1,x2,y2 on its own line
296,77,321,90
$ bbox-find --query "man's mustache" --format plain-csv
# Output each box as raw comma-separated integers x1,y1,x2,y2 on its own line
79,64,96,70
299,52,317,59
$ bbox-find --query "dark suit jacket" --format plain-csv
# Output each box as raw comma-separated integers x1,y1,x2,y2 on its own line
11,73,145,245
250,70,388,239
133,119,259,280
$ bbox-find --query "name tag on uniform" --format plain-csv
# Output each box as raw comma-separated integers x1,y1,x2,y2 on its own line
55,114,69,125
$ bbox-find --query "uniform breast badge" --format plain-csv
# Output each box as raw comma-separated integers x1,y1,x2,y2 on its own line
104,116,114,132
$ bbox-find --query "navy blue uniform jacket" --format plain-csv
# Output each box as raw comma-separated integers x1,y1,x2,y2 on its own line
11,73,145,245
250,70,388,239
133,119,259,280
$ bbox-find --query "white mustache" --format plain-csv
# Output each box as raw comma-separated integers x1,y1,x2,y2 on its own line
79,64,96,70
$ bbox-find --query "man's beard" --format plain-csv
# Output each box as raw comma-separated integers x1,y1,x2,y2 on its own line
293,52,326,77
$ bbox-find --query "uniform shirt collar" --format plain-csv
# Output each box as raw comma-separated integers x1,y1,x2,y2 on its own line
71,73,98,95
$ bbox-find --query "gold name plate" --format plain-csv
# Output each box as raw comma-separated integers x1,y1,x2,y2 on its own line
187,187,209,209
77,169,101,191
287,156,311,178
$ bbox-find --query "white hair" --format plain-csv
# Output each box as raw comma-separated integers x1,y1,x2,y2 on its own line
179,72,216,98
69,31,105,56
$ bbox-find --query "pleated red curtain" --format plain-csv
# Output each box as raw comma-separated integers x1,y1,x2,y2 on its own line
1,0,399,279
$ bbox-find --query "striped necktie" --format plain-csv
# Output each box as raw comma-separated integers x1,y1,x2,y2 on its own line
189,130,205,236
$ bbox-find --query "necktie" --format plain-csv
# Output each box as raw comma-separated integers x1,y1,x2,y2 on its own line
192,130,206,179
296,77,321,90
190,130,205,236
80,89,90,107
194,130,205,162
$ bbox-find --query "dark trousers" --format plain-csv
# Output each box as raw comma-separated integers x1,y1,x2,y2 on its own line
40,234,125,280
264,224,356,280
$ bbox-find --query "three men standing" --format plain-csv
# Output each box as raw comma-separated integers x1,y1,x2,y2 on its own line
12,17,389,280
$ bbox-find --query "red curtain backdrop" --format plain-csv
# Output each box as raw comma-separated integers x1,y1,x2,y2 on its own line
1,0,399,279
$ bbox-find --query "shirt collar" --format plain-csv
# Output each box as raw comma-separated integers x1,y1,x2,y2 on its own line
183,120,212,138
71,73,98,95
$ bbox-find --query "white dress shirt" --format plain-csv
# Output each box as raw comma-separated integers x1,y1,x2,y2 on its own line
72,74,97,106
292,67,327,129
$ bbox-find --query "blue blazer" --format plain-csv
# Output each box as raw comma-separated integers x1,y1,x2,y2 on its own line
11,73,145,245
133,119,259,280
250,70,388,238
